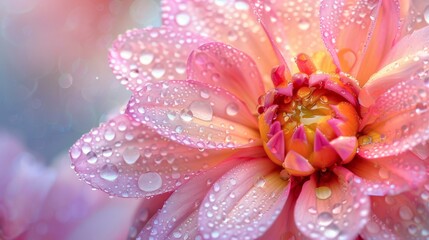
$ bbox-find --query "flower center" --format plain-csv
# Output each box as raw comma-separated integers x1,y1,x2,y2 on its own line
258,53,360,177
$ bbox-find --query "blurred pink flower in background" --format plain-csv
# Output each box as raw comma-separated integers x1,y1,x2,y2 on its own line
0,132,147,240
70,0,429,239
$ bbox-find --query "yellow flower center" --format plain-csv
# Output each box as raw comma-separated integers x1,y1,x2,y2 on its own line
258,53,360,177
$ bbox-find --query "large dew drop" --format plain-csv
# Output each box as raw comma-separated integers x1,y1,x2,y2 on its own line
138,172,162,192
189,101,213,121
100,163,119,181
123,146,140,164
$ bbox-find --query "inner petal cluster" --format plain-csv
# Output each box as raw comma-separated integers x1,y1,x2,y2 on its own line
259,54,361,177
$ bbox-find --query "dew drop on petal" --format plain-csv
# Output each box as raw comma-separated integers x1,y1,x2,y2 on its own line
70,147,81,159
399,205,413,220
180,109,193,122
226,102,239,116
189,101,213,121
298,19,310,30
324,224,340,239
139,51,154,65
424,6,429,24
104,130,116,141
317,212,334,226
151,64,166,79
120,50,133,60
86,151,98,164
315,186,332,200
123,146,140,164
100,163,119,181
175,12,191,26
138,172,162,192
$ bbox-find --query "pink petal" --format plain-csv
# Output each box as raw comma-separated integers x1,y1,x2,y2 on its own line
320,0,400,84
198,158,290,239
126,80,260,149
330,136,358,164
359,77,429,159
161,0,280,90
187,42,265,111
0,152,55,239
294,167,370,239
360,26,429,107
23,158,141,240
69,114,239,198
261,180,310,239
361,184,429,239
283,151,315,177
128,192,171,239
109,27,209,92
346,151,426,196
250,0,325,73
398,0,429,38
138,159,242,239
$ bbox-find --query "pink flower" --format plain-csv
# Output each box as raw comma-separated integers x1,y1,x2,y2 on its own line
0,133,142,240
70,0,429,239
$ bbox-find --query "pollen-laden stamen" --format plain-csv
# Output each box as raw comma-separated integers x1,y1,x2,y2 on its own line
259,54,360,177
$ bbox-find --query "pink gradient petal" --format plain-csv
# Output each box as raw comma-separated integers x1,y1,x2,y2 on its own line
187,42,265,111
138,159,242,239
108,27,210,92
0,154,55,239
398,0,429,38
198,158,289,239
330,136,358,164
295,168,370,239
360,26,429,107
161,0,280,90
346,151,426,196
359,77,429,159
127,192,171,239
21,157,141,240
69,114,239,198
266,131,285,162
261,181,309,239
250,0,325,72
361,184,429,239
283,151,315,176
126,80,260,149
320,0,400,84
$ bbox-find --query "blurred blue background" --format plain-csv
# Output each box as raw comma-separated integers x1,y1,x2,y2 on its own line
0,0,160,161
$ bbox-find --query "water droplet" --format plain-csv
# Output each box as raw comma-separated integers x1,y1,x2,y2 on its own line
200,89,210,99
138,172,162,192
234,1,249,10
424,6,429,24
151,65,166,79
416,103,427,114
123,147,140,164
100,163,119,181
102,147,113,157
139,51,154,65
317,212,334,226
298,19,310,30
255,177,266,187
226,103,239,116
120,50,133,60
180,109,193,122
324,223,340,239
399,205,413,220
331,203,342,215
315,186,332,200
104,130,116,141
70,147,81,159
175,12,191,26
189,101,213,121
86,151,98,164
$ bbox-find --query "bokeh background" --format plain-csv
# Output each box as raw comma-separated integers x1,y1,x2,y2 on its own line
0,0,161,162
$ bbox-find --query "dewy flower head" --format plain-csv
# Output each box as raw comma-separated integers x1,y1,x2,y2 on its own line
70,0,429,239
